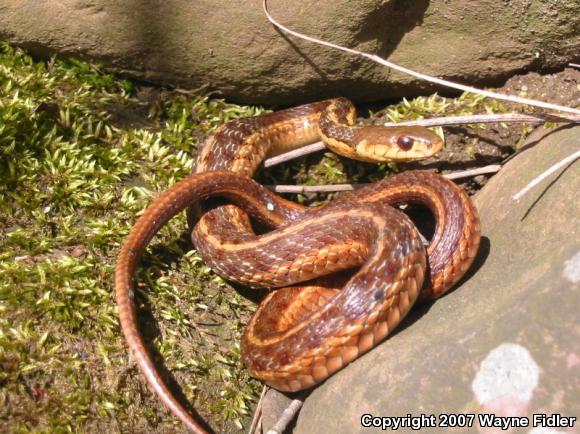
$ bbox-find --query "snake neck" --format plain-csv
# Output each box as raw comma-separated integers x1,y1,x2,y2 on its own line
193,100,332,175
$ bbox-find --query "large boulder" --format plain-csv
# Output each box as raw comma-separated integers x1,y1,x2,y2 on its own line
0,0,578,104
262,125,580,433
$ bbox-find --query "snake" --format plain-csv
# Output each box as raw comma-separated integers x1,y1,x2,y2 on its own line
115,97,481,432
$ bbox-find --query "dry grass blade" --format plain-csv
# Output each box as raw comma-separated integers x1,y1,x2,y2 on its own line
513,149,580,201
383,113,580,128
262,0,580,115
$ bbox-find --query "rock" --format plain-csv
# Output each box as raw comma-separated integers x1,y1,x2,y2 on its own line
0,1,578,104
262,125,580,433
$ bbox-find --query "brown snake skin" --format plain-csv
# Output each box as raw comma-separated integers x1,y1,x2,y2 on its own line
115,98,481,432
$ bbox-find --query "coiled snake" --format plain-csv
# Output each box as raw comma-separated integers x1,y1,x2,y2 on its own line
115,98,481,432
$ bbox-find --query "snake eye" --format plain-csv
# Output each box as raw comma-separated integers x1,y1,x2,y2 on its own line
396,136,415,151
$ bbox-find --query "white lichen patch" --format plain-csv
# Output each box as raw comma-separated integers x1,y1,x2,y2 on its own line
563,250,580,284
472,343,540,405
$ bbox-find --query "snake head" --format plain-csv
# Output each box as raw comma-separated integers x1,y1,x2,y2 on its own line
351,126,444,163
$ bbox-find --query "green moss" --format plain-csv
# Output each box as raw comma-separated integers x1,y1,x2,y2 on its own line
0,43,262,433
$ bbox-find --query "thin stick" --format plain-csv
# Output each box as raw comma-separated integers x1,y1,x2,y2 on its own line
248,386,268,434
265,398,304,434
263,0,580,115
264,141,326,168
512,149,580,201
267,164,501,193
263,113,580,168
569,63,580,69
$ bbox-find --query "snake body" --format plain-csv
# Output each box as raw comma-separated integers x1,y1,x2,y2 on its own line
115,98,480,432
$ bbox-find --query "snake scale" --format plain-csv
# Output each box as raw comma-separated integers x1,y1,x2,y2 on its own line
115,98,481,432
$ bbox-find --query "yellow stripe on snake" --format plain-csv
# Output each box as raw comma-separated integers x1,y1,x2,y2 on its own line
115,97,481,432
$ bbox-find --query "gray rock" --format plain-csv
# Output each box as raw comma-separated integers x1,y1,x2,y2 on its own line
263,125,580,433
1,1,578,104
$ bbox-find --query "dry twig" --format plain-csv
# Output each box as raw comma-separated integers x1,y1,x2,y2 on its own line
267,165,501,194
265,398,305,434
264,142,325,168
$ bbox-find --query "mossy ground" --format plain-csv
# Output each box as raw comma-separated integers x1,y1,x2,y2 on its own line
0,43,267,433
0,43,524,433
